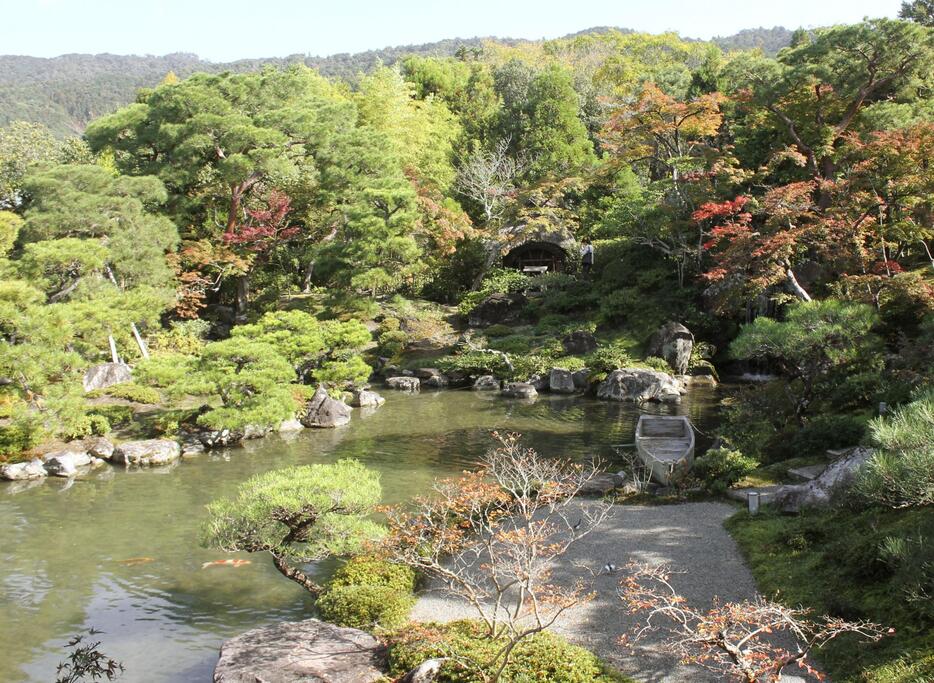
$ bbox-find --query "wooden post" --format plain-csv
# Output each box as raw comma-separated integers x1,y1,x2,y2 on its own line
108,335,120,364
131,323,150,360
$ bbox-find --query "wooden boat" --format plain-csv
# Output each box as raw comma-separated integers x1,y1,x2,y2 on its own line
635,415,695,485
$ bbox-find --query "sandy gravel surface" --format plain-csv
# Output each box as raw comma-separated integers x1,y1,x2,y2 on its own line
410,501,792,683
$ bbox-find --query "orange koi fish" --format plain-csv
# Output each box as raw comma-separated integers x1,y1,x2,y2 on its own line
116,557,156,566
201,559,252,570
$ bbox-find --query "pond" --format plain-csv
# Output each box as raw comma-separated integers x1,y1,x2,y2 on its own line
0,388,723,683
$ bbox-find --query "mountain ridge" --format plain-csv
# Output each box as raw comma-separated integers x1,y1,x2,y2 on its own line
0,26,793,136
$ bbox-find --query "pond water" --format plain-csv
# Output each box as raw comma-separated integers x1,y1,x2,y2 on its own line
0,388,723,683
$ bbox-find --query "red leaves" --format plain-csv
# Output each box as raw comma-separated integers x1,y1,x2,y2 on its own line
692,196,749,222
223,190,301,254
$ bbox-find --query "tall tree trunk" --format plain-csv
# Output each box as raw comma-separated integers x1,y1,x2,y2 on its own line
271,555,323,596
783,262,812,302
235,274,250,317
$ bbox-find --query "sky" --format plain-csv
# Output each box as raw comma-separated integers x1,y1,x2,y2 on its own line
1,0,905,61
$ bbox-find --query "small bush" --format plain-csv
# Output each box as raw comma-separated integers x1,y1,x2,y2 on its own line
640,356,672,373
386,620,630,683
316,584,414,630
457,269,529,316
484,324,514,337
694,447,759,493
148,319,210,355
92,382,161,405
856,390,934,509
488,335,532,355
329,556,417,592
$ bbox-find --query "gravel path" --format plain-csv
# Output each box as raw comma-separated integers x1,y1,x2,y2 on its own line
411,501,772,683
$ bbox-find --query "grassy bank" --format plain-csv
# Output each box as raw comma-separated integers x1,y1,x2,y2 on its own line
727,507,934,683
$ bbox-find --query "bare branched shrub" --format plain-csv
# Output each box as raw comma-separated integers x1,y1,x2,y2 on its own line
385,432,610,681
620,563,891,682
454,140,527,225
55,629,123,683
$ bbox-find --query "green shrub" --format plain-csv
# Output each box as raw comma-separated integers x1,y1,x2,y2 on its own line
857,390,934,509
534,314,571,334
640,356,672,373
488,334,532,355
87,404,134,429
93,382,161,404
148,319,210,355
585,341,635,376
457,269,529,316
329,556,417,592
693,447,759,493
317,584,414,631
484,324,514,337
386,620,631,683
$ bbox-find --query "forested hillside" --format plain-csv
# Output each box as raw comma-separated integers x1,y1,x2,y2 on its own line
0,27,792,136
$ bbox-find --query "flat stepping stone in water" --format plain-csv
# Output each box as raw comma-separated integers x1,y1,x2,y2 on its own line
787,464,826,482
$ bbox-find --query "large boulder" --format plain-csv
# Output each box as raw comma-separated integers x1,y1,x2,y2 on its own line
1,458,48,480
350,389,386,408
526,374,549,391
501,382,538,399
386,376,420,392
301,386,352,428
596,368,683,403
213,618,386,683
647,322,694,375
112,439,181,466
467,292,528,327
472,375,501,391
415,368,449,389
82,362,132,392
42,448,93,477
561,330,597,355
277,418,305,433
549,368,577,394
82,436,115,460
773,447,873,513
571,368,591,391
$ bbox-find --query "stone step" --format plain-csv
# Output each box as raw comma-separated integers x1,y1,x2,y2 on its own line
787,464,826,482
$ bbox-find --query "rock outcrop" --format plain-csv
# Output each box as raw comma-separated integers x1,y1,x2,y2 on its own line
415,368,449,388
467,292,528,327
571,368,591,391
596,368,683,403
386,376,420,392
472,375,501,391
82,436,115,460
112,439,181,466
1,458,48,480
501,382,538,399
301,386,352,428
561,330,597,355
773,447,873,513
349,389,386,408
549,368,577,394
277,418,305,432
42,448,93,477
213,618,386,683
647,322,694,376
197,429,245,449
82,362,133,392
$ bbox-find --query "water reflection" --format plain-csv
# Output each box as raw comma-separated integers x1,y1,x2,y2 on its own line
0,388,722,682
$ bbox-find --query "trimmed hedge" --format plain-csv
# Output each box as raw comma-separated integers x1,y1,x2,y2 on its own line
317,556,417,631
386,620,633,683
316,584,414,631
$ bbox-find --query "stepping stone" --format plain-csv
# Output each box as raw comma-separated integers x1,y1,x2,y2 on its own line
787,464,826,482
